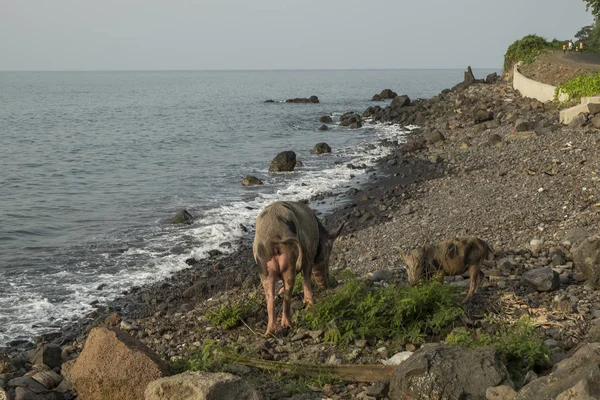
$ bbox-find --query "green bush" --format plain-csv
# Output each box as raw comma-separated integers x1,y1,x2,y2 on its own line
504,34,550,72
555,72,600,102
445,317,550,386
299,279,463,346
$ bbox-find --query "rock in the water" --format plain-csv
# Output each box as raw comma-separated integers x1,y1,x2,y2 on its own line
389,344,513,400
312,143,332,155
379,89,398,99
172,209,194,225
390,95,410,109
572,237,600,287
145,371,259,400
285,96,319,103
515,118,533,132
319,115,333,123
521,268,560,292
268,151,296,172
242,176,263,186
295,160,304,168
263,99,274,103
516,343,600,400
373,89,398,101
29,345,62,370
318,124,329,131
70,327,169,400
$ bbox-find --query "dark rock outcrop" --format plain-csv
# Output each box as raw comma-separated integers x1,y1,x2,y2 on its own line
318,124,329,131
285,96,319,103
516,343,600,400
389,344,513,400
320,115,333,123
372,89,398,101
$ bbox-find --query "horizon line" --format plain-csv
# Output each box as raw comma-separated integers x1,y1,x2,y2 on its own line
0,67,501,73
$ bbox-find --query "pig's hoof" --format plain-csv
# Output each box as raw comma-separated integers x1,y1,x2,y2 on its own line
265,326,277,336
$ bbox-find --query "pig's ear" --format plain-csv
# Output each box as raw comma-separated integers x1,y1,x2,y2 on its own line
329,222,346,241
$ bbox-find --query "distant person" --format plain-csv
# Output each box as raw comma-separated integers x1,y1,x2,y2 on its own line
580,42,584,52
568,40,573,52
563,43,567,54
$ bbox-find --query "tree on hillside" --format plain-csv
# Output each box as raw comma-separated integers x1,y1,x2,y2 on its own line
576,25,594,42
584,0,600,19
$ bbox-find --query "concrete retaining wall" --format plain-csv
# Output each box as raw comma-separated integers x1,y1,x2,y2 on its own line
512,65,568,103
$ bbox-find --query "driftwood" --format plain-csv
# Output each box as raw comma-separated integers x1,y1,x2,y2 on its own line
224,353,396,382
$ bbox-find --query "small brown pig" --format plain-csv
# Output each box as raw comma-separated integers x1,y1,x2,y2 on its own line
253,201,344,335
401,236,493,303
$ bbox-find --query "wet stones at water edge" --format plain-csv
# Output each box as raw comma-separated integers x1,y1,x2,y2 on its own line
242,175,263,186
319,115,333,123
268,151,296,172
318,124,329,131
339,112,363,129
172,209,194,225
372,88,398,101
285,95,319,103
312,142,331,155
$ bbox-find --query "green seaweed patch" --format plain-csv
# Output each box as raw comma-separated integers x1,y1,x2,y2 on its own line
299,279,464,346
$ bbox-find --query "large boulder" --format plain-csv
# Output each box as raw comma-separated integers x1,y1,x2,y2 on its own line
144,371,260,400
390,95,411,109
319,115,333,123
572,237,600,287
70,327,169,400
516,343,600,400
268,151,296,173
312,143,332,154
521,267,560,292
285,96,319,103
389,344,513,400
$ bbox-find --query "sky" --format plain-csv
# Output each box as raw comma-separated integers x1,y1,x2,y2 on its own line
0,0,593,71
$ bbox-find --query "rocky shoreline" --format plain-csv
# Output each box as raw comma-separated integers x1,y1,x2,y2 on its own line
3,69,600,400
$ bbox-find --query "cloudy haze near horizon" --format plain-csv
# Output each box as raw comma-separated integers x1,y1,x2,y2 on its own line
0,0,592,71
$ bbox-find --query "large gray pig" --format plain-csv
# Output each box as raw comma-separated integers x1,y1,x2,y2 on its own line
253,201,344,335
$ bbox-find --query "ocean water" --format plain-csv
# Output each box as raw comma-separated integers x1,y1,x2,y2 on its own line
0,69,497,345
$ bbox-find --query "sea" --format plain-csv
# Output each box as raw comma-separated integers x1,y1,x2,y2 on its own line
0,69,497,345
